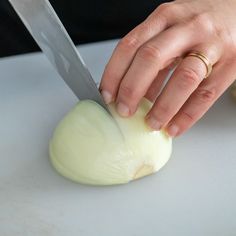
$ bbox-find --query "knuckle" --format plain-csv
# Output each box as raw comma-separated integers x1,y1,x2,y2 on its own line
118,35,140,51
119,84,137,100
147,3,175,30
156,102,171,118
156,2,177,16
177,67,200,90
195,87,217,103
192,13,210,26
137,44,162,63
182,110,195,122
103,65,120,82
139,21,155,36
190,13,215,35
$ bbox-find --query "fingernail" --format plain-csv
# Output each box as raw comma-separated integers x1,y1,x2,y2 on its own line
101,90,112,104
117,102,130,117
146,116,162,130
167,124,179,137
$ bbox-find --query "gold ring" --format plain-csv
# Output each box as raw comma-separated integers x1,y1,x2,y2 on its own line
185,51,213,79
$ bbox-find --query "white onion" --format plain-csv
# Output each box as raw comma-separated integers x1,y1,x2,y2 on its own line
50,98,172,185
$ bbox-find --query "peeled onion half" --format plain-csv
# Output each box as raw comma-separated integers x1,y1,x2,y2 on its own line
50,98,172,185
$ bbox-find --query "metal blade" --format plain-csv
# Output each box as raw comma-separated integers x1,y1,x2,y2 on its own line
8,0,109,112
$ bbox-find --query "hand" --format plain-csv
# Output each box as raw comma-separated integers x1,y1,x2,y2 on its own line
99,0,236,137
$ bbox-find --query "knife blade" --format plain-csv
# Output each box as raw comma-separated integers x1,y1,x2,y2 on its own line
8,0,109,113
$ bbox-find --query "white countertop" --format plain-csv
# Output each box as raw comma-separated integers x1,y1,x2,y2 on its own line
0,40,235,236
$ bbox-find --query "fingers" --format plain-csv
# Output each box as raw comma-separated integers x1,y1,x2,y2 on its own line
146,43,221,130
99,2,185,103
166,61,236,137
115,23,197,117
145,58,181,102
144,68,170,102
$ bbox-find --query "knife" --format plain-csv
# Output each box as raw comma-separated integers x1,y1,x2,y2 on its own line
8,0,109,113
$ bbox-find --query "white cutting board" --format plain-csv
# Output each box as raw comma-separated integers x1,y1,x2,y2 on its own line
0,40,235,236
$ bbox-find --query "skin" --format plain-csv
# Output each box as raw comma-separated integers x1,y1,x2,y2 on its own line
99,0,236,137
